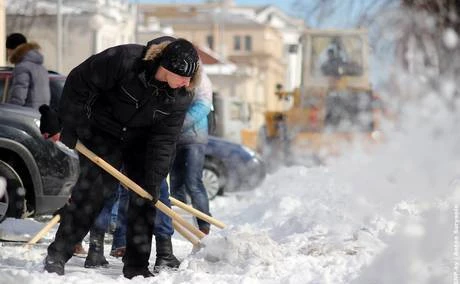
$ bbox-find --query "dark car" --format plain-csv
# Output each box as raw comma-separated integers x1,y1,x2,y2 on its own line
0,67,266,222
0,68,79,222
204,136,266,199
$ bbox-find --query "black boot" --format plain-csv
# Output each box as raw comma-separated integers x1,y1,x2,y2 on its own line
84,230,109,268
153,236,180,273
123,266,154,279
44,255,65,275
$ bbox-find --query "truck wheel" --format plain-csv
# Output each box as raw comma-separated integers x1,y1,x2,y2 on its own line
0,160,26,222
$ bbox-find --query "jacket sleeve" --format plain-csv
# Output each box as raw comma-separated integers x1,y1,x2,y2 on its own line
145,97,191,192
58,46,127,148
181,73,213,131
8,65,31,106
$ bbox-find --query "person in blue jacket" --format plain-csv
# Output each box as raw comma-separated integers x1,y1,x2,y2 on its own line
170,67,213,235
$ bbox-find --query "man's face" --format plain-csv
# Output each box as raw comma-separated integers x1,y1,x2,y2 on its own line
165,70,191,89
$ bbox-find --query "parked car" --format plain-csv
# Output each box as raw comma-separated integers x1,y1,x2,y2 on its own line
0,67,266,222
204,136,266,199
0,88,79,223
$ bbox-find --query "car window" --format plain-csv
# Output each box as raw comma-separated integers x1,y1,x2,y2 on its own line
49,78,65,110
0,79,4,102
0,77,8,103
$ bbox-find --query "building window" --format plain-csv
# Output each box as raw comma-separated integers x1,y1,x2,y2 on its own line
234,35,241,51
206,35,214,50
288,44,298,53
245,35,252,51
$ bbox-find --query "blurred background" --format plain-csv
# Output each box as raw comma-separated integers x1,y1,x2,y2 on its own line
1,0,459,168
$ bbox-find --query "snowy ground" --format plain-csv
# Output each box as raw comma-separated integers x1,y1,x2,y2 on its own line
0,97,458,284
0,166,387,284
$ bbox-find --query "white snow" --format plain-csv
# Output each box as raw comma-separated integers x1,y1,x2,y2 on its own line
0,218,43,242
443,28,459,49
0,98,456,284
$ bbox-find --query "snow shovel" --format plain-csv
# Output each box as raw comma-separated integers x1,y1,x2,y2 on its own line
169,197,226,229
74,141,207,241
26,141,225,246
75,141,225,227
26,214,60,245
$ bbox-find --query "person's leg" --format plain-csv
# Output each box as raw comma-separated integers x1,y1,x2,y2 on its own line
110,184,129,257
182,144,211,233
93,190,118,233
122,191,155,278
169,148,187,203
84,186,119,267
153,179,173,237
84,227,108,268
153,179,180,271
45,134,122,275
121,147,155,279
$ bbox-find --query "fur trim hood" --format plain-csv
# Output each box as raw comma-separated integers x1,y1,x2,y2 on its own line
9,42,43,64
143,40,202,91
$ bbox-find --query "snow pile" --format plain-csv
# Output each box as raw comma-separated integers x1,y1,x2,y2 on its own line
0,218,43,242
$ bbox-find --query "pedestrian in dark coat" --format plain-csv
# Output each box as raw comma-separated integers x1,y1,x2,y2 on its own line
6,33,50,108
39,38,201,279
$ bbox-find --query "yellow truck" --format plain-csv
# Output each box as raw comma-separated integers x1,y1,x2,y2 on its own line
244,28,382,167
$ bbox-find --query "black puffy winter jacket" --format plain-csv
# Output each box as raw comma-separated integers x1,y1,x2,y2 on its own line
58,42,201,192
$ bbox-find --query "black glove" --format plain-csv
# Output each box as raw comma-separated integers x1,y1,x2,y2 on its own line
60,126,78,149
146,185,161,204
39,104,61,137
52,203,68,217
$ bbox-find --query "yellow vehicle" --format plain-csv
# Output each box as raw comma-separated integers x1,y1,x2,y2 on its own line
247,28,382,167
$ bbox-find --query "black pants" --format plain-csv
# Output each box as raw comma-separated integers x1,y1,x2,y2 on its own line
47,128,156,269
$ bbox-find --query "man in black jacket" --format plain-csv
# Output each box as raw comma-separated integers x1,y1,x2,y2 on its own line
40,38,201,279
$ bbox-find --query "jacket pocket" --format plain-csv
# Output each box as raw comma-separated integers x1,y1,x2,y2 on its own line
152,109,171,123
121,85,140,109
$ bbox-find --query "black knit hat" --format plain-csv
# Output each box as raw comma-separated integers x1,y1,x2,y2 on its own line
6,33,27,49
160,39,199,77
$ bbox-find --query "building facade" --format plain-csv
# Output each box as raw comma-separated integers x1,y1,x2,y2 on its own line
0,0,5,66
138,1,305,137
5,0,136,74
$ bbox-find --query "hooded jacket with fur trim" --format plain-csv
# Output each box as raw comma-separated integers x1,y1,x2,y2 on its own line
8,42,51,108
58,41,201,193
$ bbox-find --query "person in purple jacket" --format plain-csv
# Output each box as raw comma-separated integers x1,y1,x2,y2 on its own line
6,33,50,109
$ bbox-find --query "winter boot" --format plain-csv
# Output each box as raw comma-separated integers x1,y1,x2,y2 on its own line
110,247,126,258
44,255,65,275
199,227,210,235
153,236,180,273
73,242,87,258
84,230,109,268
123,266,154,279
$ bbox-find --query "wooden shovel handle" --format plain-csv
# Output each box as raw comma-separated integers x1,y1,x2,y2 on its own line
75,141,206,240
169,197,226,229
27,214,60,245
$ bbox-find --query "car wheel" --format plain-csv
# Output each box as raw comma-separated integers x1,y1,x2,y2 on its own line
203,159,225,200
0,160,26,222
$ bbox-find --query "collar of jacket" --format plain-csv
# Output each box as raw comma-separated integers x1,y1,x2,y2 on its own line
9,42,41,64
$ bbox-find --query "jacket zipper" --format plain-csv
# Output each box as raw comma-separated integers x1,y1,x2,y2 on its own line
121,86,139,109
